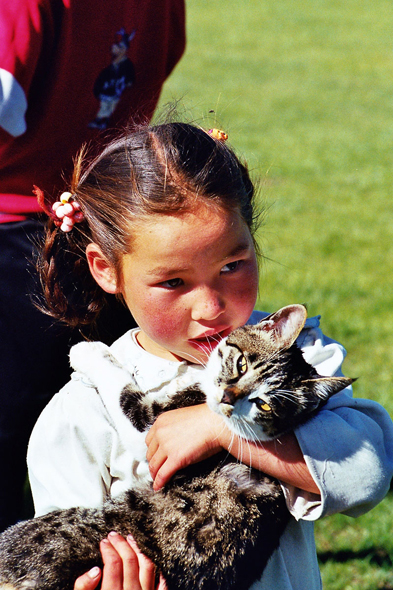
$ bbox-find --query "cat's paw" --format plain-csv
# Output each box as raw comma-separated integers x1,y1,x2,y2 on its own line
70,341,138,393
70,340,114,374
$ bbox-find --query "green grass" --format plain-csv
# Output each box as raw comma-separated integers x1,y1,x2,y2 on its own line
157,1,393,587
315,493,393,589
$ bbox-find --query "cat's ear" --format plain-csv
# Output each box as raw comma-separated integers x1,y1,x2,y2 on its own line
303,376,355,401
258,304,307,348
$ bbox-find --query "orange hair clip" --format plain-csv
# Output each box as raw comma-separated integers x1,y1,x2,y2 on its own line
208,128,228,142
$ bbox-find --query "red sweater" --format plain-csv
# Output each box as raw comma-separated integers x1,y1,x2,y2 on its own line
0,0,185,221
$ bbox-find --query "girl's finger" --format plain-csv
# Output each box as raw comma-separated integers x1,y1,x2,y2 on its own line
147,447,168,483
99,538,126,590
127,535,156,590
106,532,141,590
145,431,158,461
151,457,176,491
73,566,102,590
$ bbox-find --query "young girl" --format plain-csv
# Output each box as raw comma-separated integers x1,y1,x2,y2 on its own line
28,122,393,589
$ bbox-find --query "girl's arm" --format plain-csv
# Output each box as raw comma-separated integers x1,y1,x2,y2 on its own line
146,394,393,520
145,403,319,494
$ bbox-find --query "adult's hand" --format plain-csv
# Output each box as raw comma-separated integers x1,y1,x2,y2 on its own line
74,531,167,590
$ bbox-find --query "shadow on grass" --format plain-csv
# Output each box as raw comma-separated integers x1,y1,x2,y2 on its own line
318,547,392,568
318,549,393,590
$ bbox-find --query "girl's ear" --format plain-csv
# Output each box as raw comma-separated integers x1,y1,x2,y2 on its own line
86,243,120,294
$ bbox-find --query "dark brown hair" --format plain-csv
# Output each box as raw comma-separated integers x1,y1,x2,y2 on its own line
38,122,261,328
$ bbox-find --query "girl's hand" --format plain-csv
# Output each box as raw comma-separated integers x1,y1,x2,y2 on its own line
73,532,167,590
145,404,226,490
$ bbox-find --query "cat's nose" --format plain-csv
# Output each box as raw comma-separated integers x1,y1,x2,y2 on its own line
220,386,240,406
221,391,234,406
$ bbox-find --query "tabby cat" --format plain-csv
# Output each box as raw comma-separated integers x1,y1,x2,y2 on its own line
0,305,353,590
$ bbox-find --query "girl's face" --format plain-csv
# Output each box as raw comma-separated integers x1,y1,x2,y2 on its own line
120,203,259,364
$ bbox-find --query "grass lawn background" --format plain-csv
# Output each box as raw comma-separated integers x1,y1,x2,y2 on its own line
156,1,393,588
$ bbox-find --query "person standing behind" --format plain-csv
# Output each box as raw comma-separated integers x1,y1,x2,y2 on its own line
0,0,185,532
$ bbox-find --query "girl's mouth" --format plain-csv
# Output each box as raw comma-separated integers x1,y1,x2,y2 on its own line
188,327,232,350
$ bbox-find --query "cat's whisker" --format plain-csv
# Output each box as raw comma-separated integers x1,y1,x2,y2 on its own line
230,421,257,469
191,345,210,365
225,430,237,458
204,334,226,357
193,342,214,365
212,420,233,449
274,388,298,397
227,420,245,465
273,437,284,448
243,438,254,474
171,331,228,366
170,346,209,367
238,420,257,444
228,420,269,474
241,436,256,476
206,339,216,354
273,390,301,405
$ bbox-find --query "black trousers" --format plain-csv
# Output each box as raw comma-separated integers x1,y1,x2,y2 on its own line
0,219,135,532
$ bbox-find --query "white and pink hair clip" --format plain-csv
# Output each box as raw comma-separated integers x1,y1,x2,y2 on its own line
52,192,84,232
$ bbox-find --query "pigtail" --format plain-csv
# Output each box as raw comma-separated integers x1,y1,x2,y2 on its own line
37,224,105,328
36,149,108,328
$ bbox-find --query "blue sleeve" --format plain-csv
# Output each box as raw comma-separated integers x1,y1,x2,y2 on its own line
297,390,393,518
295,322,393,519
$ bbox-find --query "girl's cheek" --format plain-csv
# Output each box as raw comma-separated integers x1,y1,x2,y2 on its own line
235,272,258,312
140,301,184,339
150,317,178,339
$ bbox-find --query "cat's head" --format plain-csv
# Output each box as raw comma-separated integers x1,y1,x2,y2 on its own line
203,304,354,441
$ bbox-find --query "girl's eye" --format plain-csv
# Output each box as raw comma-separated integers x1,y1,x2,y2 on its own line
160,278,184,289
221,260,243,274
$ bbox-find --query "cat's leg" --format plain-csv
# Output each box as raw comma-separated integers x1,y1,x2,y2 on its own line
70,341,151,434
70,342,205,432
120,382,207,431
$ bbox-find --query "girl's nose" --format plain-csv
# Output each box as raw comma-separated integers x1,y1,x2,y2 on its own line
191,287,226,321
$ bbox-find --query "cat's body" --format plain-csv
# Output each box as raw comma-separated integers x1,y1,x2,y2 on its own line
0,305,353,590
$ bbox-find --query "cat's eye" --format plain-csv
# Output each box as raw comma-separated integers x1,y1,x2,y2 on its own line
255,400,272,412
236,354,248,376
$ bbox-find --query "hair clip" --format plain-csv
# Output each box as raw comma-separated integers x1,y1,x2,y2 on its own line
52,192,84,232
208,128,228,142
